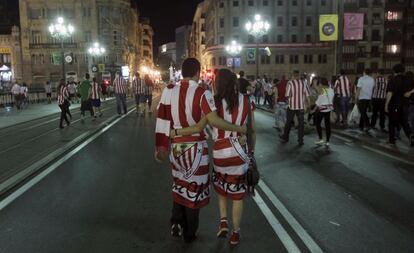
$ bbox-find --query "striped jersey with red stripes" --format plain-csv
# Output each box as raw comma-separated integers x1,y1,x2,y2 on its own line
372,76,388,99
132,78,144,95
285,79,310,110
57,86,68,105
113,77,127,94
334,75,352,97
91,81,101,99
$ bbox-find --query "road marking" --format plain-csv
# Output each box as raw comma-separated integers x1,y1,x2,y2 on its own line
252,190,301,253
361,145,414,166
332,134,353,143
258,181,324,253
0,108,135,211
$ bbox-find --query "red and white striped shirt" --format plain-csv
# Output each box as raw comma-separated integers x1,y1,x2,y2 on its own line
155,79,216,152
113,77,127,94
334,75,352,97
57,86,68,105
91,81,101,100
372,76,388,99
213,94,253,140
285,79,310,110
132,78,144,95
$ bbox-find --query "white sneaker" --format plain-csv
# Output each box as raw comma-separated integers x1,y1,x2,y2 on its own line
325,142,330,147
315,140,325,145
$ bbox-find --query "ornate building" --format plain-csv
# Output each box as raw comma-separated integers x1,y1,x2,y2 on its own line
0,26,23,85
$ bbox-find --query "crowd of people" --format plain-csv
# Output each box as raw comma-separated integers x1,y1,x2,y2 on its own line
10,82,29,110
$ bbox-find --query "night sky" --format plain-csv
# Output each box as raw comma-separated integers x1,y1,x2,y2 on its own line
4,0,202,54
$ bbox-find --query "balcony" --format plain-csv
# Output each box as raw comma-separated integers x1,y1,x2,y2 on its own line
372,19,383,25
372,0,383,7
29,43,77,49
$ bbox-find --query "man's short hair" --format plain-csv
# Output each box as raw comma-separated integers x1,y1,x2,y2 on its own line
340,69,346,75
393,64,405,74
85,73,90,79
364,68,372,75
293,70,300,75
182,58,201,78
239,71,245,77
378,69,385,75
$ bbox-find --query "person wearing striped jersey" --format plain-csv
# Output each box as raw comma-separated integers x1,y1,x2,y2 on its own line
313,78,334,146
334,70,352,125
113,72,128,115
280,70,311,146
91,77,103,119
155,58,246,244
132,72,144,115
57,79,70,129
143,74,154,113
371,69,388,131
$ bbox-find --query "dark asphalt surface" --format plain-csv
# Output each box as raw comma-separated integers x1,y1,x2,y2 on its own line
0,103,413,252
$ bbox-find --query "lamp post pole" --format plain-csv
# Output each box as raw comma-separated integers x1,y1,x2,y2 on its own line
245,14,270,78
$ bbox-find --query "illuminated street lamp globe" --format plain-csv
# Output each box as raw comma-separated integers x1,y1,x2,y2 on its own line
245,14,270,38
48,17,75,39
88,42,106,56
225,40,242,57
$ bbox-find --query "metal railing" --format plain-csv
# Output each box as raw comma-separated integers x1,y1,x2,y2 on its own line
0,89,57,107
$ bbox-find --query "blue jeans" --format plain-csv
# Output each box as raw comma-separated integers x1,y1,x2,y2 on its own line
115,93,127,114
337,97,350,123
274,102,287,129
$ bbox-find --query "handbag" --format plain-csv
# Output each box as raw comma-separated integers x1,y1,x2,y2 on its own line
245,96,260,195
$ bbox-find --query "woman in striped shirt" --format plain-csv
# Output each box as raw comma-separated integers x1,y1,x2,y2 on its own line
172,69,255,246
57,79,71,129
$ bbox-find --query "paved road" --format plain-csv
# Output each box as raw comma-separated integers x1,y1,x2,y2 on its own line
0,106,413,252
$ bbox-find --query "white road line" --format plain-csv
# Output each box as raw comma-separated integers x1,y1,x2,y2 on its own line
361,145,414,167
252,190,301,253
258,181,324,253
0,109,135,211
332,134,353,143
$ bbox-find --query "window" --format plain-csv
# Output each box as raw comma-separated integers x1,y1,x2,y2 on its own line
371,62,379,71
306,16,312,26
357,62,365,74
219,36,225,44
318,54,327,64
306,34,312,43
304,54,313,64
233,35,239,41
321,0,326,6
371,46,380,57
275,55,284,64
262,35,269,43
386,44,401,54
83,7,92,17
113,31,118,45
343,45,356,53
385,11,402,21
290,55,299,64
233,1,239,7
219,1,224,8
277,0,283,6
263,0,269,6
248,35,254,43
31,31,42,44
29,8,41,19
277,16,283,26
292,17,298,26
212,57,216,66
292,0,298,6
248,0,254,6
359,0,368,8
233,17,239,27
372,30,380,41
143,50,149,57
220,18,224,28
358,46,366,57
84,31,92,42
219,56,226,66
306,0,312,6
277,35,283,43
261,55,270,64
291,34,297,42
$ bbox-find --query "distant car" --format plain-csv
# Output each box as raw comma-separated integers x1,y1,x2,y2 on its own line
66,71,78,83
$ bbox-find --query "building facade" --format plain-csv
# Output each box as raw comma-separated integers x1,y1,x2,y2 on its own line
189,2,207,65
158,42,177,64
140,18,154,70
18,0,152,85
190,0,337,80
0,26,23,86
175,26,192,67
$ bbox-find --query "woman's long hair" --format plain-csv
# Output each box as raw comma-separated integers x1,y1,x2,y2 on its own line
144,74,153,87
215,69,239,113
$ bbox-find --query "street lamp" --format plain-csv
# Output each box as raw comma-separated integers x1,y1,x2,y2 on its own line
225,40,242,73
245,14,270,78
87,42,106,76
49,17,75,80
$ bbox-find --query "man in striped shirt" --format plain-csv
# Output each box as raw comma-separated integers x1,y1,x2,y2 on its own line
371,69,388,131
132,72,144,115
280,70,310,145
334,70,352,125
113,72,128,115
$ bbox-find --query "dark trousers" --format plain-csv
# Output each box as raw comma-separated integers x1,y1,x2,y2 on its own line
282,109,305,143
358,99,371,130
115,93,127,114
81,99,94,117
388,106,411,142
145,94,153,108
59,103,70,127
315,111,331,142
171,201,200,240
337,97,350,123
371,99,386,129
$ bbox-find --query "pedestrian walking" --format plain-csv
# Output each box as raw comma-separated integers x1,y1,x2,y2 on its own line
132,72,144,115
313,77,334,147
307,77,319,126
371,69,388,132
11,81,21,109
385,64,413,145
356,69,375,132
91,77,103,119
280,70,310,146
334,70,352,125
273,76,288,130
143,74,154,113
253,77,263,105
20,83,29,109
263,77,273,108
113,72,127,115
67,80,78,103
44,81,52,104
78,73,94,122
154,58,246,244
404,71,414,143
57,79,70,129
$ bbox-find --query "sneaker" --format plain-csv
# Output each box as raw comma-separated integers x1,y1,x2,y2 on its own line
325,142,330,147
217,218,229,238
315,139,325,146
171,224,182,238
229,230,240,246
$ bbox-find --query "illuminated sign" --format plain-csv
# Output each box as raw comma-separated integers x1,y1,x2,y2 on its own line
0,48,11,54
162,45,167,53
